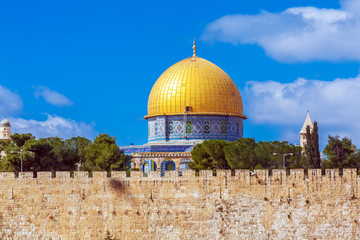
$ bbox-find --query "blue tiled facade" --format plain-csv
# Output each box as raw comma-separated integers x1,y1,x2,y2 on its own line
148,115,243,142
120,144,193,155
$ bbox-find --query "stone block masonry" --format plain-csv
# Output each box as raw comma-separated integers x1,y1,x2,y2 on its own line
0,169,359,239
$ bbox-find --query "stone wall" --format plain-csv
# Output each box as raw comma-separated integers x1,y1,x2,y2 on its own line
0,169,359,239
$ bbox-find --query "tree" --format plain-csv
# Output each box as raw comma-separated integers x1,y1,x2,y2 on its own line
65,137,91,169
1,138,56,172
0,139,10,153
44,137,80,171
24,138,56,171
82,134,131,171
224,138,268,169
305,121,321,168
322,136,359,169
189,138,306,171
0,135,91,172
258,141,305,169
189,139,230,170
10,133,35,148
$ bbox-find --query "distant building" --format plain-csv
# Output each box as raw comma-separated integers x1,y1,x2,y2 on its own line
299,111,313,152
0,118,11,159
0,118,11,141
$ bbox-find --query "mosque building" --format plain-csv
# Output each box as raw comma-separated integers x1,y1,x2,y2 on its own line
121,41,247,174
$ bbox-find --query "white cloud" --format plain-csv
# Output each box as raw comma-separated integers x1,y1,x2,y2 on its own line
10,114,95,139
202,0,360,62
34,87,73,106
243,75,360,147
0,85,23,115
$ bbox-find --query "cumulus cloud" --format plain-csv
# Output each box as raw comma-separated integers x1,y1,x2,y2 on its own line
34,87,73,106
10,114,95,139
243,75,360,146
202,0,360,62
0,85,23,116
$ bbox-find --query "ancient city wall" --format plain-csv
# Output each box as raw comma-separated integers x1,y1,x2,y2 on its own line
0,169,359,239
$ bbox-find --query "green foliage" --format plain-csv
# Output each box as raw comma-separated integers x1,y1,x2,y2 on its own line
188,139,230,170
224,138,267,169
2,136,78,172
0,139,11,153
82,134,131,172
305,121,321,168
322,136,360,169
258,141,305,169
65,137,91,169
189,138,305,170
10,133,35,148
0,133,131,173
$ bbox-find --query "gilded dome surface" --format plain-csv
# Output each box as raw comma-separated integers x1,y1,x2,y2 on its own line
145,56,246,119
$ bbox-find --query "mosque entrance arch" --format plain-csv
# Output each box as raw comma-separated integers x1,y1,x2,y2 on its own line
161,160,176,176
142,160,157,175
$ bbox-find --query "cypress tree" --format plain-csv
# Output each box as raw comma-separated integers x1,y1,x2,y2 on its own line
305,121,321,168
312,121,321,168
305,125,314,167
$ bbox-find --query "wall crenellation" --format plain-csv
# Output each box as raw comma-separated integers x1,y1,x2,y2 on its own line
0,168,358,186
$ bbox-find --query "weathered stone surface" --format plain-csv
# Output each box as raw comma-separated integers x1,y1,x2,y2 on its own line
0,169,359,239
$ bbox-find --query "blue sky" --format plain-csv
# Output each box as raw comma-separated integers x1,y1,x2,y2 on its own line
1,0,360,150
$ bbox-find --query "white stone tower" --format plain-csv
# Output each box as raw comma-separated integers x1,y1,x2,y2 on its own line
0,118,11,140
299,111,313,151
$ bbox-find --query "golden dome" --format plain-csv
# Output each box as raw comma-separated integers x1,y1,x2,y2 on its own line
145,56,247,119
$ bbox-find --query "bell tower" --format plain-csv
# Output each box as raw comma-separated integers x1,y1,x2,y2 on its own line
299,111,313,151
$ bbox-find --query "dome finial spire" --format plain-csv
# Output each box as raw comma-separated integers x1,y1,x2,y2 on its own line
193,37,196,57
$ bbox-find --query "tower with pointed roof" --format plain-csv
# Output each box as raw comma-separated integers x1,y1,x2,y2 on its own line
0,118,11,141
299,111,313,151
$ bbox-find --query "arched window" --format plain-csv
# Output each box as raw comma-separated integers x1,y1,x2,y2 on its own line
160,160,176,176
142,160,157,174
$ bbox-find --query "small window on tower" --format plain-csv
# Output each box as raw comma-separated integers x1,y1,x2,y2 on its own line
185,106,192,112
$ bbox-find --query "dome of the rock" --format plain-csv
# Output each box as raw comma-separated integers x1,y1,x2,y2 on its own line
144,42,246,144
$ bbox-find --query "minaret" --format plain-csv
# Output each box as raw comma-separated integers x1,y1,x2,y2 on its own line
299,111,313,150
0,118,11,140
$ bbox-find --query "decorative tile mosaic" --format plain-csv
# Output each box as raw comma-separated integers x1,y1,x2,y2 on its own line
147,115,243,142
203,121,210,134
168,121,174,134
174,121,184,135
149,122,155,137
156,120,165,136
192,121,202,134
221,121,227,135
186,121,192,134
230,121,237,135
211,121,221,135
